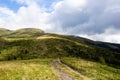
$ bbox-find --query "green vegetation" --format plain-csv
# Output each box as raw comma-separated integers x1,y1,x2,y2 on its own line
52,59,84,80
0,28,120,80
61,57,120,80
0,32,120,68
0,28,12,36
0,59,59,80
0,38,89,60
1,28,44,38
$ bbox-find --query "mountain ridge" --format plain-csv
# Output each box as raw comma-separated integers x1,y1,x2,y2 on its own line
0,28,12,36
0,28,120,68
0,28,44,38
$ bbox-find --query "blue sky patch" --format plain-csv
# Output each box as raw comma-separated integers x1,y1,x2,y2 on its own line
0,0,61,13
0,0,25,12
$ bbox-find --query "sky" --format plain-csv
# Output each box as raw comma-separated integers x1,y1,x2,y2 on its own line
0,0,120,43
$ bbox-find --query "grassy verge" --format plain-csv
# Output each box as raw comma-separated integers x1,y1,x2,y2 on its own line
61,57,120,80
0,59,59,80
54,59,83,80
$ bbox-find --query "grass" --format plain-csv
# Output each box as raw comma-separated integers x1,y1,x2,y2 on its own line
0,57,119,80
3,28,44,38
3,37,36,42
54,59,84,80
0,28,12,36
37,35,88,47
61,57,120,80
0,59,59,80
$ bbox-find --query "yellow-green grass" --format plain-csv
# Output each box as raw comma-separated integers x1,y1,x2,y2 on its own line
37,35,89,47
54,59,84,80
0,59,59,80
61,57,120,80
2,37,36,42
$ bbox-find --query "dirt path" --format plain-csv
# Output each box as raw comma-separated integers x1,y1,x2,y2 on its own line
51,58,91,80
51,59,74,80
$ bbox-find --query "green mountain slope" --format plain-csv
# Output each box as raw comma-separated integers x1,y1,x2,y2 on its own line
45,34,120,52
0,28,120,68
4,28,44,38
61,57,120,80
0,28,12,36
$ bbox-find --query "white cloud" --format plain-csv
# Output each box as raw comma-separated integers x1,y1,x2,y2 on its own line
0,7,15,16
0,1,52,30
13,0,40,5
0,0,120,43
47,0,120,43
81,28,120,43
61,0,87,9
14,4,50,30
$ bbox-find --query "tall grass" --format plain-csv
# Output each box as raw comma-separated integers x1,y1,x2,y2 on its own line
61,57,120,80
54,59,84,80
0,59,59,80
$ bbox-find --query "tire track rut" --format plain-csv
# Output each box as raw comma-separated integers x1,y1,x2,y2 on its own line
51,58,91,80
52,59,73,80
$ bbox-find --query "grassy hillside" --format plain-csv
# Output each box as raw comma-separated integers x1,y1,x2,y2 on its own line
0,28,12,36
61,57,120,80
0,28,120,68
46,34,120,53
1,28,120,52
4,28,44,38
0,59,59,80
0,28,120,79
0,58,119,80
0,34,120,68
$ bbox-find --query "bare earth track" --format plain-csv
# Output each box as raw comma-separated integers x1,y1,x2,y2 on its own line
51,59,90,80
52,59,73,80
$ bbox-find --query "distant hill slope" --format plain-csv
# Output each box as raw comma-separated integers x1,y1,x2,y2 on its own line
43,34,120,52
0,28,12,36
4,28,44,38
0,28,120,68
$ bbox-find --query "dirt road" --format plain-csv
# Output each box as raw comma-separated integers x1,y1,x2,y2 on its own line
52,59,73,80
51,58,90,80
